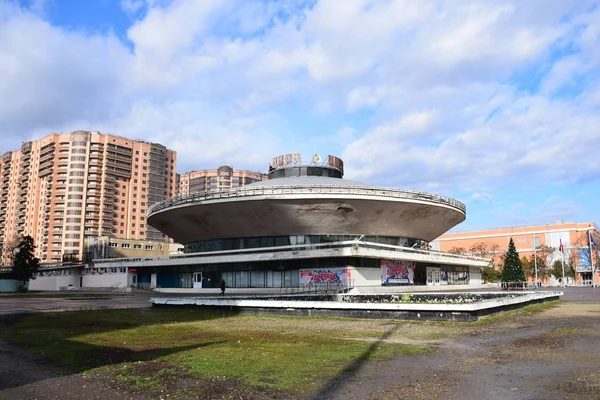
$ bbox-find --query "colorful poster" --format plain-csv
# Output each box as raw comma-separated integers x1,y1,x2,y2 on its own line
381,260,414,285
83,236,109,262
578,248,592,271
299,268,351,285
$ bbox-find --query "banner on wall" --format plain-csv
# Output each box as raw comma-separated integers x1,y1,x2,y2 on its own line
381,260,414,285
578,248,592,271
299,268,351,285
83,236,109,263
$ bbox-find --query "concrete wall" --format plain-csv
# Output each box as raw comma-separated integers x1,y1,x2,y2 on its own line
469,266,483,285
82,272,128,288
351,267,382,287
29,275,80,291
0,279,25,292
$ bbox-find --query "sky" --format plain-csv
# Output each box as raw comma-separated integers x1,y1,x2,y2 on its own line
1,0,599,232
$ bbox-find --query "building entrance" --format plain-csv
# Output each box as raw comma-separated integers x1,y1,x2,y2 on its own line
193,272,203,289
427,267,441,286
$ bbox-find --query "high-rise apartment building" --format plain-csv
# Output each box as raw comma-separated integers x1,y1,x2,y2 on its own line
177,165,267,196
0,131,176,264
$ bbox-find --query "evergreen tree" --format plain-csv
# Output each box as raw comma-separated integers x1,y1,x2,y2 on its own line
501,238,525,282
11,235,40,283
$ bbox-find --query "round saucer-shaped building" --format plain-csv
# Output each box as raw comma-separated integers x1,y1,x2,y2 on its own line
143,155,487,289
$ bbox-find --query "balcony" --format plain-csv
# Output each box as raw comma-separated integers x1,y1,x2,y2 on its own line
55,183,66,190
89,167,103,174
87,198,101,205
52,221,63,228
87,182,103,189
54,198,65,205
57,160,68,167
106,152,133,163
57,167,68,174
102,197,114,204
108,146,133,157
40,144,55,155
84,221,99,229
88,174,102,182
89,160,103,167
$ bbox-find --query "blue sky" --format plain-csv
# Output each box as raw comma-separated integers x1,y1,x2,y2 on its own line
1,0,599,232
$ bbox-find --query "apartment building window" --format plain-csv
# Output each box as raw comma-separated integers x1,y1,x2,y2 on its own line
66,209,82,215
120,230,123,234
67,195,83,200
66,202,83,207
134,244,142,249
69,178,84,184
70,156,86,161
145,245,154,250
70,163,85,169
121,244,130,248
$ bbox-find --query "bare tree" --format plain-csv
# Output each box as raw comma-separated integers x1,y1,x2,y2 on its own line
1,234,21,266
447,246,467,255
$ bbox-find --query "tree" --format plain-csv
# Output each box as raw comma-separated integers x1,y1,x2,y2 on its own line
481,266,502,283
551,260,575,281
1,234,21,266
11,235,40,283
447,246,467,255
501,238,525,283
521,256,534,279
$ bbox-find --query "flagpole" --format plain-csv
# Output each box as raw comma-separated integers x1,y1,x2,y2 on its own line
589,228,596,288
561,249,566,287
532,235,538,286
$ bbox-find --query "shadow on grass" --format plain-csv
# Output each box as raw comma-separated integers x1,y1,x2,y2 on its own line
0,340,224,390
0,307,237,391
311,324,401,400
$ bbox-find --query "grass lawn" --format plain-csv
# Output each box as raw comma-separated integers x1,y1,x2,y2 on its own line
2,308,430,397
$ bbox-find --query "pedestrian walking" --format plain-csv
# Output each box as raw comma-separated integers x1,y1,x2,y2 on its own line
220,279,226,296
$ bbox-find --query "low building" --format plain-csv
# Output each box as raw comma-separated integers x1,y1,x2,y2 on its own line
30,154,490,291
433,222,600,286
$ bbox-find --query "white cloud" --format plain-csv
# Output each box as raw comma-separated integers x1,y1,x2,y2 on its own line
0,4,133,141
1,0,599,215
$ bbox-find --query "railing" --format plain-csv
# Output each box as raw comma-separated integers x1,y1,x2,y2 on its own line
92,240,490,265
500,282,536,290
280,280,355,295
147,184,466,216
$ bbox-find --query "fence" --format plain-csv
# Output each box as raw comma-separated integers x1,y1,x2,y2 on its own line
500,281,538,290
280,280,354,295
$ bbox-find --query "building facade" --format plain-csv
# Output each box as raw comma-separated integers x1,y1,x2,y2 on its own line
28,154,488,291
432,222,600,286
177,166,267,196
0,131,177,264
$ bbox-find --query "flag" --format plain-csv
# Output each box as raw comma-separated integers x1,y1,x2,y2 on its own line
590,231,597,248
559,239,564,253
